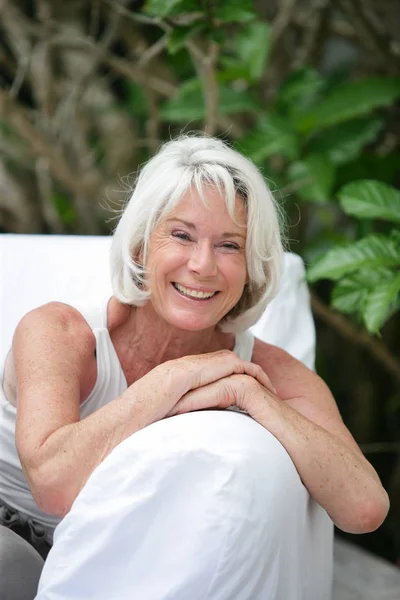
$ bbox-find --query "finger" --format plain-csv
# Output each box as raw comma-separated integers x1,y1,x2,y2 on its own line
167,380,236,417
235,360,277,395
183,351,276,394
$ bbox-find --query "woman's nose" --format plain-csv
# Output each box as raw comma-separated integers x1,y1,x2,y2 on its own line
187,242,217,277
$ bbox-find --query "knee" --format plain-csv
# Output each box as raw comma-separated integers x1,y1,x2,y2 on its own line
0,525,44,600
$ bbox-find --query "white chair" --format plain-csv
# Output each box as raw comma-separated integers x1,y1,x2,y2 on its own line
0,234,333,600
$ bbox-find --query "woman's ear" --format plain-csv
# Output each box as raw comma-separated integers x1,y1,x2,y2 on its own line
134,244,144,266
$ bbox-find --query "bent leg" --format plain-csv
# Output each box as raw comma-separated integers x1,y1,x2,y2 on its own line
0,524,44,600
36,411,333,600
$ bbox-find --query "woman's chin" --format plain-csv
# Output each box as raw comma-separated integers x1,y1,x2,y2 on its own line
161,308,220,332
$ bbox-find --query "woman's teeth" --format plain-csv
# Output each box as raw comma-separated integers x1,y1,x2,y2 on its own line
173,283,216,299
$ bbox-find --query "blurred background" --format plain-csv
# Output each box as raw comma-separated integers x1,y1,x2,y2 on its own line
0,0,399,565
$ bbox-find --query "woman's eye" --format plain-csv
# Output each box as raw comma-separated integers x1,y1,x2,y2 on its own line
172,231,192,241
221,242,240,251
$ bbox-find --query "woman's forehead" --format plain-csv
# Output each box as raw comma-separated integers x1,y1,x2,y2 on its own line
167,187,247,224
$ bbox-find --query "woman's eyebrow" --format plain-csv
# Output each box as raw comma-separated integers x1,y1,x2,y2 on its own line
167,218,246,239
167,218,196,229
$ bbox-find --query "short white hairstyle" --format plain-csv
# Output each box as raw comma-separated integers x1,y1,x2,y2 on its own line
110,135,285,333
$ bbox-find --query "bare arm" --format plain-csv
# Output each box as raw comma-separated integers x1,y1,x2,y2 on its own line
245,342,389,533
13,303,168,517
169,342,389,534
246,383,388,533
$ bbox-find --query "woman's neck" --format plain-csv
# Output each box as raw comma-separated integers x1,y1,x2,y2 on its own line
108,297,234,369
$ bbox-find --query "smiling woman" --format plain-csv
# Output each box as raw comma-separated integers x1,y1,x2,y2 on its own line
110,135,284,332
0,134,389,600
143,188,248,332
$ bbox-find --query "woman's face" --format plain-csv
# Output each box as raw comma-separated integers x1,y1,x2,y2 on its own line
145,187,248,331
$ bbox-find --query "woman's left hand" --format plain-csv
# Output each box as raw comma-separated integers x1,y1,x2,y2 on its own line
166,374,268,417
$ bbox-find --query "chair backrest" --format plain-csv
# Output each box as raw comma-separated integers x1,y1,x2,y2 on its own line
0,234,315,380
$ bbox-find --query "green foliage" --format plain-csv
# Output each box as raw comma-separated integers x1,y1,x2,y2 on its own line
236,115,298,164
308,234,400,281
338,180,400,223
231,21,270,82
287,154,335,203
213,0,256,23
51,193,76,226
331,267,400,334
144,0,255,22
144,0,201,18
167,25,205,54
276,68,325,114
160,79,259,121
308,181,400,333
294,78,400,132
306,117,384,165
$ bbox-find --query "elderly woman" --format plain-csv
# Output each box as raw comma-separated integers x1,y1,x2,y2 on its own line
0,135,389,599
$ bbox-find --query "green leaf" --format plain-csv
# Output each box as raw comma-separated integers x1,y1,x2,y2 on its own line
276,68,325,111
166,24,204,53
219,58,253,83
214,0,255,23
237,115,299,165
391,229,400,245
160,79,259,121
332,279,368,314
287,154,335,203
159,80,204,120
218,86,259,115
295,78,400,133
144,0,186,17
338,180,400,223
331,267,393,314
308,234,400,282
363,272,400,333
233,21,270,82
307,116,384,165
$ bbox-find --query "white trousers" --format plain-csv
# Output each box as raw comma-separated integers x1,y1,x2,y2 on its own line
35,410,333,600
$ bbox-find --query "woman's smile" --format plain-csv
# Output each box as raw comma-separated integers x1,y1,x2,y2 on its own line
172,282,220,301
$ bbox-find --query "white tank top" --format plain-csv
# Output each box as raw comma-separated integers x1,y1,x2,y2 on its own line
0,299,255,541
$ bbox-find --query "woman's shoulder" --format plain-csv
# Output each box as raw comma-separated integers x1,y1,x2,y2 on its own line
15,301,97,356
10,302,98,406
252,337,300,367
251,337,322,397
19,300,93,331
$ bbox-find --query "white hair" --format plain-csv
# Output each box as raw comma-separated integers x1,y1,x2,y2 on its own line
110,135,285,333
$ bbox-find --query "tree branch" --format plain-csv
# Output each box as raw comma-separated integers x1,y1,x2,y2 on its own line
35,157,64,232
270,0,297,48
0,90,101,201
311,291,400,386
291,0,331,68
186,38,219,136
360,442,400,454
337,0,399,73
